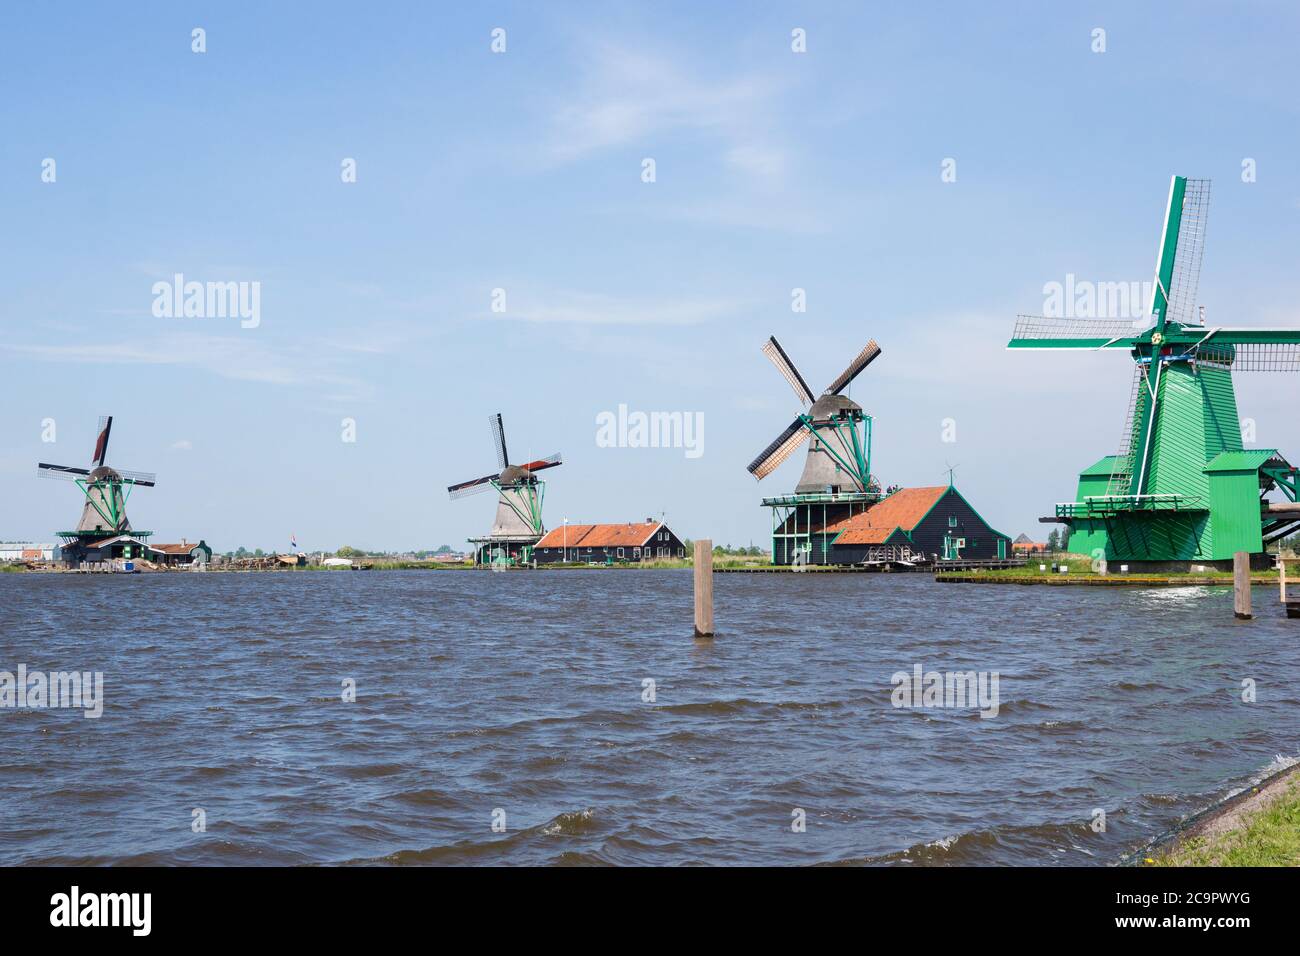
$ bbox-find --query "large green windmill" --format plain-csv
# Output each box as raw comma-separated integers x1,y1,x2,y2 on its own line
1009,176,1300,567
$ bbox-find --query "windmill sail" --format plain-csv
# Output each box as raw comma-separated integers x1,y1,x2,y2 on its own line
1008,316,1144,350
490,413,509,469
1160,177,1211,327
762,337,815,406
448,473,498,498
38,463,91,480
1199,340,1300,371
519,453,562,472
748,418,810,480
824,340,881,395
92,415,113,466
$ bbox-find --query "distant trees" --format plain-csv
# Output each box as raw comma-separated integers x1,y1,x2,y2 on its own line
707,543,767,557
336,545,362,558
1046,529,1060,552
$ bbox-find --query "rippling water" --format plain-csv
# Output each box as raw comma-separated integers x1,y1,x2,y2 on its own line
2,570,1298,865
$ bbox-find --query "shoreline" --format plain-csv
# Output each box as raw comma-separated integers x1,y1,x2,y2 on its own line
1132,761,1300,866
936,574,1277,587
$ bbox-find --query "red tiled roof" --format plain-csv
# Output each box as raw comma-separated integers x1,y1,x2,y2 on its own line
535,524,596,548
152,542,198,554
581,523,662,547
828,486,949,545
535,522,661,549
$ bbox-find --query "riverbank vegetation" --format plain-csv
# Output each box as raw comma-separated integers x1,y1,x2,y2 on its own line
1152,774,1300,866
942,552,1286,582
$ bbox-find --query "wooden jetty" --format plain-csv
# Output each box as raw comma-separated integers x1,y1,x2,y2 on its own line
1280,556,1300,619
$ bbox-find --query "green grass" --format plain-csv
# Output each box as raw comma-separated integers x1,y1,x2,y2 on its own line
942,553,1283,582
1151,777,1300,867
0,563,27,573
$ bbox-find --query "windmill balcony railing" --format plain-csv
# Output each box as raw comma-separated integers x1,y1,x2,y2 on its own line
760,490,882,507
1055,494,1207,518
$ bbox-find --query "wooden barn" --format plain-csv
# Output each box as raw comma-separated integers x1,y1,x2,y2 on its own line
534,520,685,564
816,485,1010,565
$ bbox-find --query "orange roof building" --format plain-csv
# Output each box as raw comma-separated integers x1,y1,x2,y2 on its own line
534,520,686,563
810,485,1010,564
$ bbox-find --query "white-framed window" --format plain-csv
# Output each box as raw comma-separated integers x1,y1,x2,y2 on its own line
617,547,624,558
948,516,958,527
633,548,640,558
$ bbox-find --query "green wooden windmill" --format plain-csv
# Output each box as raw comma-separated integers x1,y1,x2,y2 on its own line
1009,176,1300,567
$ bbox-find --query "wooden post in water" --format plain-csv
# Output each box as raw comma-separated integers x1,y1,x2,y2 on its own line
694,539,714,638
1233,551,1252,620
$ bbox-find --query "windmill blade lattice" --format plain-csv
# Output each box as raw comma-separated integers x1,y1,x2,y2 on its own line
448,474,498,499
747,418,810,480
490,413,509,469
38,463,90,481
762,337,815,406
824,340,881,395
1164,178,1211,327
1197,341,1300,372
1009,315,1145,348
116,469,157,486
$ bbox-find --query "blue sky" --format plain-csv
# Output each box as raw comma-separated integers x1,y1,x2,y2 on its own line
2,2,1298,551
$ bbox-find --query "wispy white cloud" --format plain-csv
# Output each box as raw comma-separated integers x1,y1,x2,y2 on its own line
170,439,193,450
545,43,788,184
3,333,375,402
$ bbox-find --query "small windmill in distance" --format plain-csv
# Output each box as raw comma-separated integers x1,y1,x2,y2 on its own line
38,415,157,566
447,413,562,567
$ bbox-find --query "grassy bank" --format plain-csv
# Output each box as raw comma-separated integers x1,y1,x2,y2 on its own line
940,553,1284,584
1151,770,1300,866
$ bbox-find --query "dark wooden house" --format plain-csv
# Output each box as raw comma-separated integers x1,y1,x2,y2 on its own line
151,539,213,567
820,485,1010,565
533,520,685,564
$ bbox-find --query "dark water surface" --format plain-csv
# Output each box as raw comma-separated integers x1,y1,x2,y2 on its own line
2,570,1298,866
